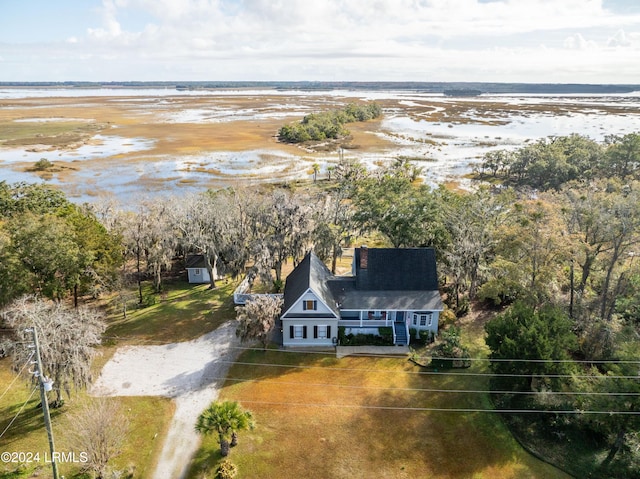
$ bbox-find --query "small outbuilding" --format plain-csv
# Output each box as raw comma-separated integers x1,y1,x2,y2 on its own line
185,254,211,284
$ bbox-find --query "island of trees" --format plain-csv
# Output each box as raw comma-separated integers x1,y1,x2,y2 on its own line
277,102,382,143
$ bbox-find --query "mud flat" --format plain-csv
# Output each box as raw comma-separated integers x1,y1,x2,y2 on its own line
1,88,639,201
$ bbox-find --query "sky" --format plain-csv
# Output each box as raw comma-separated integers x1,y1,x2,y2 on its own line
1,0,640,83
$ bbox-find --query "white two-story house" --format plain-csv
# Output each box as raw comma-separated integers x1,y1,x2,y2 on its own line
281,247,444,347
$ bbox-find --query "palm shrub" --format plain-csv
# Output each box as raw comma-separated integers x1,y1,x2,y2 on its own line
195,401,255,457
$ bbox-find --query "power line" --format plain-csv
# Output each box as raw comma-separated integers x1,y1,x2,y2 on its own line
222,360,640,380
226,345,640,365
0,351,35,403
219,375,640,397
100,340,640,366
226,399,640,415
0,386,38,440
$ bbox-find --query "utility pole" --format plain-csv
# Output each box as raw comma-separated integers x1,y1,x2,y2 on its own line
28,327,59,479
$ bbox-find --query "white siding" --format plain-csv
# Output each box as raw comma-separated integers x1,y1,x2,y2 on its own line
187,267,211,284
282,318,338,347
283,289,336,317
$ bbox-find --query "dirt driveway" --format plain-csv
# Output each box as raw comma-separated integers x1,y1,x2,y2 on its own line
91,321,241,479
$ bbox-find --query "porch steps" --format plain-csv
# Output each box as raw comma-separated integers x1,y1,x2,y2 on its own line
394,321,408,346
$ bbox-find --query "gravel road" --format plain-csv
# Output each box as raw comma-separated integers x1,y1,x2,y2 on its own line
91,320,241,479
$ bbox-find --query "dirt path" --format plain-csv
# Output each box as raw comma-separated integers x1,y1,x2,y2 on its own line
91,321,241,479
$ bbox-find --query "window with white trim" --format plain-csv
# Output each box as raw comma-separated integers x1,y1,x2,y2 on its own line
419,313,433,327
294,325,304,339
317,325,327,339
195,268,201,275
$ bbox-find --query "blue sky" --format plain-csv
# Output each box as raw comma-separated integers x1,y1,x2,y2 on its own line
1,0,640,83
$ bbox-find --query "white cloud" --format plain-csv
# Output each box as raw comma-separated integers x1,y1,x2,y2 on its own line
3,0,640,82
607,29,632,47
563,33,597,50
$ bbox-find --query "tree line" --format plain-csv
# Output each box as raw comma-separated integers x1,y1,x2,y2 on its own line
478,132,640,190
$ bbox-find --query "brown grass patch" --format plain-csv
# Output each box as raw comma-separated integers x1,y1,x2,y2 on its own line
189,349,572,479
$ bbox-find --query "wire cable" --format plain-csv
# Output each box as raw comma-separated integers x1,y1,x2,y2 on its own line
0,386,39,440
222,360,640,380
226,399,640,415
219,375,640,397
100,340,640,366
0,352,35,403
225,345,640,365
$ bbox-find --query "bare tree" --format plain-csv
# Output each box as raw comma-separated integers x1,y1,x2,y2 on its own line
65,397,129,479
3,296,106,404
236,295,284,349
118,202,150,304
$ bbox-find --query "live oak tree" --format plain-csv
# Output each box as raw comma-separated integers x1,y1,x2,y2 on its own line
3,295,106,404
235,295,284,349
0,183,122,306
10,212,90,302
171,193,225,289
118,203,151,303
481,199,567,305
440,187,512,305
248,190,312,284
0,225,29,307
352,161,444,248
143,198,177,293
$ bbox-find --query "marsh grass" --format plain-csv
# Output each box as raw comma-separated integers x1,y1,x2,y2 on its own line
0,121,105,148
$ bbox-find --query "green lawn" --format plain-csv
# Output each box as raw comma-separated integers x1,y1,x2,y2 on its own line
105,278,239,344
186,348,572,479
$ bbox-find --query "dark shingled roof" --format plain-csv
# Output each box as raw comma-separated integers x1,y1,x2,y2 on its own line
282,252,340,317
186,254,207,269
284,248,443,315
353,247,439,291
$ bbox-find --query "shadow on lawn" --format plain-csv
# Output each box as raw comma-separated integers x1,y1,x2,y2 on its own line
105,279,238,344
0,393,65,447
222,347,341,385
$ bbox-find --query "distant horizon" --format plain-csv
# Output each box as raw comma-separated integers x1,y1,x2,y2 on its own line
2,80,639,95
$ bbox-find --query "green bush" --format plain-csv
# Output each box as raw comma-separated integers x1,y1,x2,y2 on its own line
455,297,470,317
337,326,393,346
140,294,158,308
33,158,53,171
272,279,284,293
378,326,393,343
431,326,470,369
419,330,434,344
